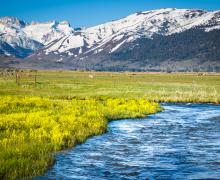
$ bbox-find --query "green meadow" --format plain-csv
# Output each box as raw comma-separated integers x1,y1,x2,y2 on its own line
0,70,219,178
1,70,219,103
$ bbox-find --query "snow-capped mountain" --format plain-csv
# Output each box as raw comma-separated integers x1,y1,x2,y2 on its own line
1,8,220,71
0,17,73,57
40,8,220,58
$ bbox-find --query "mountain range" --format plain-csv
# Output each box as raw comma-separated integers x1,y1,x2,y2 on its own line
0,8,220,71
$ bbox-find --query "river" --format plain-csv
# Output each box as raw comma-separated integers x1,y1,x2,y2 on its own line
36,103,220,180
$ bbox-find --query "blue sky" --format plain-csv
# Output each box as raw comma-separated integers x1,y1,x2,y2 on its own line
1,0,220,27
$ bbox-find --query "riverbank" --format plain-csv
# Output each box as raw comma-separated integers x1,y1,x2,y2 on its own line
38,103,220,179
0,96,160,179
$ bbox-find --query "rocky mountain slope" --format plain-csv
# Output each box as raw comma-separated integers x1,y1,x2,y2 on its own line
1,8,220,71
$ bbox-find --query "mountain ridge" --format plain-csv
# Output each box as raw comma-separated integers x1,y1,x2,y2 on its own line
0,8,220,71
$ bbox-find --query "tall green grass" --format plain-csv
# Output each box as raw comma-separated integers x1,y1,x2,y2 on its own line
0,71,219,103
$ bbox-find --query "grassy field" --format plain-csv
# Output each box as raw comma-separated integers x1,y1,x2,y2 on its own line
0,70,219,178
0,70,219,103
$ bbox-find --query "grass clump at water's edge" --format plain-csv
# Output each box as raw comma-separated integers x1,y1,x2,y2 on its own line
0,96,160,179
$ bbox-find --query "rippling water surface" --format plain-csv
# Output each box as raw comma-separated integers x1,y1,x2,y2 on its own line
37,104,220,180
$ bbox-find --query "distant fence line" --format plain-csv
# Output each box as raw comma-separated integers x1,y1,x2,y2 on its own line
15,72,37,85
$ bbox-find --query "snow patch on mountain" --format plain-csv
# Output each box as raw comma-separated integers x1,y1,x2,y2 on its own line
58,35,84,53
110,40,126,53
205,25,220,32
23,21,73,45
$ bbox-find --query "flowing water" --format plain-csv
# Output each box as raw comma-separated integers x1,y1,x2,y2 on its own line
37,104,220,180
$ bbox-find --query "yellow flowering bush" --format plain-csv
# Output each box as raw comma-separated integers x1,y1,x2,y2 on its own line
0,96,160,179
